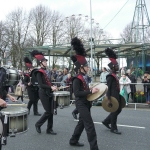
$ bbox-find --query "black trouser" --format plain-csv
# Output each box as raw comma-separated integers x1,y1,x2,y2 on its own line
72,108,78,114
103,101,122,131
35,89,53,130
27,88,39,114
17,92,24,102
70,102,99,150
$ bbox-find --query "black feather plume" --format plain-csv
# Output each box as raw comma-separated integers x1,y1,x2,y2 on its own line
105,48,117,59
30,50,44,57
71,37,86,56
71,55,77,63
24,57,32,64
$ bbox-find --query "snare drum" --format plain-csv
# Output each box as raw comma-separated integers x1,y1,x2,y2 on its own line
1,106,28,134
0,67,20,86
53,91,70,106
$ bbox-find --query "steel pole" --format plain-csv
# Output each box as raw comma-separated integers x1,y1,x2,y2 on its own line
90,0,93,82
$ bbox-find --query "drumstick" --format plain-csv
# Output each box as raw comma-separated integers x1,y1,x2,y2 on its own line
58,86,69,90
7,104,27,106
89,83,99,89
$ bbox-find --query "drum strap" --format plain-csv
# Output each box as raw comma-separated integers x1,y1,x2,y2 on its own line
111,73,120,92
77,74,89,91
38,69,52,86
24,73,30,78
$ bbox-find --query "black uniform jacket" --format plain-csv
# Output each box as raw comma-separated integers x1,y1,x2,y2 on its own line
36,68,53,97
0,86,8,110
106,74,120,101
128,74,136,93
24,74,38,90
72,73,92,107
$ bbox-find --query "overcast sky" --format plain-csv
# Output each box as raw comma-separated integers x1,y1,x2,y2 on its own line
0,0,150,39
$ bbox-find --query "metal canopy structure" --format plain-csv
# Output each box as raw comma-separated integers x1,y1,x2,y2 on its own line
25,39,150,58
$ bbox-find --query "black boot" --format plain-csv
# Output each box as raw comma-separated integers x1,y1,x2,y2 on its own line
34,112,41,116
33,102,41,116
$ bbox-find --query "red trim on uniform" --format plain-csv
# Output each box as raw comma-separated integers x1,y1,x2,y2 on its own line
38,68,52,86
111,73,120,92
24,73,30,78
77,74,88,91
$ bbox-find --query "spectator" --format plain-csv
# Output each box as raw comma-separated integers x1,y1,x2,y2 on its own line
126,69,137,103
55,70,63,87
119,74,131,105
100,67,109,83
16,70,25,103
65,73,72,87
121,67,125,76
51,69,57,82
131,67,136,76
87,67,92,83
136,68,143,80
142,71,150,104
64,73,73,99
61,68,68,86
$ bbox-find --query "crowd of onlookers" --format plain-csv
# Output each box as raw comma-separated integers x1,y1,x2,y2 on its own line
100,67,150,105
7,65,150,105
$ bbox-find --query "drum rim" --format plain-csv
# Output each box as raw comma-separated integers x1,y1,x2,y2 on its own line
1,107,28,116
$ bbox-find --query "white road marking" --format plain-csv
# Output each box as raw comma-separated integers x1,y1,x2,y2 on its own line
74,120,145,129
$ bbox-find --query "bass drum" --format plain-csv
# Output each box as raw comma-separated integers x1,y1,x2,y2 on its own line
0,67,20,86
30,68,38,86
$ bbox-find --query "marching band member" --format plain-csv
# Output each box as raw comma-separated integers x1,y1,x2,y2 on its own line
102,48,122,134
23,57,41,116
31,50,57,135
0,84,16,149
69,37,99,150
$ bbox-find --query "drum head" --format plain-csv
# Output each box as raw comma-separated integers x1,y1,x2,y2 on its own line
53,91,70,96
87,83,108,101
120,94,126,108
1,106,28,116
102,96,119,112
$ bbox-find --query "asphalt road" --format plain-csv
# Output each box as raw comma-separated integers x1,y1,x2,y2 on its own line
2,99,150,150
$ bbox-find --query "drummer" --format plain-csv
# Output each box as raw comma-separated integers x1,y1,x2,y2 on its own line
31,50,57,135
23,57,41,116
102,48,122,134
69,37,99,150
0,86,16,149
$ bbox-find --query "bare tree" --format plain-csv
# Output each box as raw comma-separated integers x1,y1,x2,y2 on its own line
29,5,56,46
120,23,132,43
4,8,32,69
0,21,10,65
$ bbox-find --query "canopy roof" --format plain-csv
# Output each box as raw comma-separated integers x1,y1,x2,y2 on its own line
25,39,150,58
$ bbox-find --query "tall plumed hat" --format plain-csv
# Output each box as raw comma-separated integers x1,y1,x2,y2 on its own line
24,57,33,69
30,50,47,63
71,37,88,69
105,48,118,68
